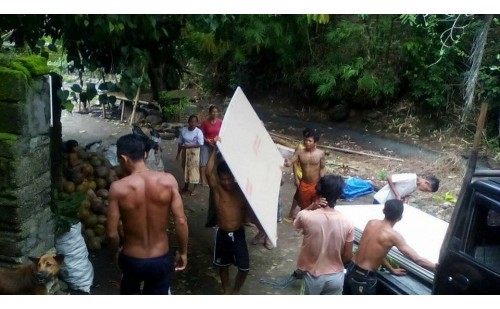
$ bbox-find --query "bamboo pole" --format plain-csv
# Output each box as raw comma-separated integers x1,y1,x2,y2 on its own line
269,132,404,162
120,100,125,122
129,66,146,126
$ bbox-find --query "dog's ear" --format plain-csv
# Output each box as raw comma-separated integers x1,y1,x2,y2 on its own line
54,254,65,264
28,257,40,264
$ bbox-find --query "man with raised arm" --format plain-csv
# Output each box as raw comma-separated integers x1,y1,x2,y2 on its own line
206,140,251,294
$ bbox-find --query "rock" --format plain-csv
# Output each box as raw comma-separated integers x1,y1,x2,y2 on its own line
145,114,163,125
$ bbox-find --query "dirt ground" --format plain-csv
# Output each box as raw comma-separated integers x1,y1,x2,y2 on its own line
58,95,488,295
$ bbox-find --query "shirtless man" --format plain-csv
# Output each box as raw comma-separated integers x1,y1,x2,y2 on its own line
284,128,325,214
107,134,188,295
344,199,436,295
206,144,250,294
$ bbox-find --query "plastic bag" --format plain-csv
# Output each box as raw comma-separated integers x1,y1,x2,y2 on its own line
342,177,374,200
103,144,118,166
55,222,94,293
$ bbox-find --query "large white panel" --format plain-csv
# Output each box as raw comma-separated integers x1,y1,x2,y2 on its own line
217,87,283,247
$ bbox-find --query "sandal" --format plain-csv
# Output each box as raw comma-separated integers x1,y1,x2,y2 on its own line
283,217,294,224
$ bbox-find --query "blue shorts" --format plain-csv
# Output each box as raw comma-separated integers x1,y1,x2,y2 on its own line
118,251,173,295
213,227,249,271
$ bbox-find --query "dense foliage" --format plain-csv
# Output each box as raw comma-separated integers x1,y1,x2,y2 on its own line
1,14,499,141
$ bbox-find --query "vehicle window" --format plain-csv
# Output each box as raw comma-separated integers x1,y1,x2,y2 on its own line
468,192,500,273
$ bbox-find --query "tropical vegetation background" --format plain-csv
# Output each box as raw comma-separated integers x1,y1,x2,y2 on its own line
1,14,499,154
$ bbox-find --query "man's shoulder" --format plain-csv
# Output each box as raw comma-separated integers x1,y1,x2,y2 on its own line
155,171,177,185
312,147,325,156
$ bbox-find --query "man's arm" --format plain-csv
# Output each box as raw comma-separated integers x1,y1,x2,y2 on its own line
106,182,121,259
205,145,218,188
284,149,300,167
303,197,327,211
293,212,303,229
169,176,189,271
382,258,407,276
393,233,436,272
387,174,401,200
176,142,183,160
319,151,326,178
341,241,354,264
292,163,300,185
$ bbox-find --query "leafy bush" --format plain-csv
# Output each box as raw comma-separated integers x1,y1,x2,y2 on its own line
158,91,190,121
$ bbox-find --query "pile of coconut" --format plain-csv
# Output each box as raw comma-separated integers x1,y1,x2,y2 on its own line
62,143,124,251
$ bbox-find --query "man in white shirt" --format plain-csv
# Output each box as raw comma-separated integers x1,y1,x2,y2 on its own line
373,173,440,205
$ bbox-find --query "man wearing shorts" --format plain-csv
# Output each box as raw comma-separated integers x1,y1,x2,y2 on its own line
206,141,250,294
285,128,325,211
107,134,188,294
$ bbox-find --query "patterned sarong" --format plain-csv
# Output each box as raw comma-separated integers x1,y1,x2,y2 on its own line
184,148,200,184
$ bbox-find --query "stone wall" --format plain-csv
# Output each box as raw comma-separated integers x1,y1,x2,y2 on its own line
0,57,54,266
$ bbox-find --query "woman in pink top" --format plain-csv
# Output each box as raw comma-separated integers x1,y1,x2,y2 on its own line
200,105,223,186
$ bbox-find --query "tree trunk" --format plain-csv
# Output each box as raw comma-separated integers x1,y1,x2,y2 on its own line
148,66,166,101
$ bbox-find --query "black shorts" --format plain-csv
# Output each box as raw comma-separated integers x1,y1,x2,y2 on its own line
213,227,249,271
118,251,173,295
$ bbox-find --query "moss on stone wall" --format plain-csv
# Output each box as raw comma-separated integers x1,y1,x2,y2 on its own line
0,67,28,102
0,55,49,102
14,56,49,77
0,133,19,148
0,133,19,159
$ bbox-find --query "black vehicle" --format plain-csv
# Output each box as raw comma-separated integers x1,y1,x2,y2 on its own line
433,170,500,294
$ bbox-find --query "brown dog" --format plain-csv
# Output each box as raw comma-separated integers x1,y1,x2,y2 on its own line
0,253,64,295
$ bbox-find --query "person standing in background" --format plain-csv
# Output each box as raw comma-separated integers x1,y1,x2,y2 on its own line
200,105,223,186
176,115,204,196
200,105,223,227
284,128,325,213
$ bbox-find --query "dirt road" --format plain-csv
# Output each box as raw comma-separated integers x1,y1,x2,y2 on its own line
59,106,439,295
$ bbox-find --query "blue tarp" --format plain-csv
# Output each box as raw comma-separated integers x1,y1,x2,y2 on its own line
342,177,374,200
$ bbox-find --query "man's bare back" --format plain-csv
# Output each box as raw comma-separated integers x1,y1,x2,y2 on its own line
353,220,399,271
108,171,182,259
107,133,188,294
354,200,436,273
